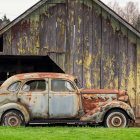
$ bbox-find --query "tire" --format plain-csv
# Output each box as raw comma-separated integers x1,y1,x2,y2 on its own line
1,110,25,126
104,109,128,128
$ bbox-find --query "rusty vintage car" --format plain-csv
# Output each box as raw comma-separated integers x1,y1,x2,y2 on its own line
0,73,135,127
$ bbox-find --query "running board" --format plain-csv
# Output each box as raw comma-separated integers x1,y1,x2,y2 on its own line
29,120,98,125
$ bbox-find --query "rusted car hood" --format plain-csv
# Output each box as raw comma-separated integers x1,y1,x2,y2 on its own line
80,89,129,113
80,89,119,94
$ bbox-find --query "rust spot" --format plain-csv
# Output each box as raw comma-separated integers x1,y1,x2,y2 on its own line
12,20,30,40
118,95,128,102
7,73,76,82
33,101,37,104
105,97,109,100
0,93,9,96
81,94,107,112
81,89,119,94
28,97,31,102
119,90,126,96
112,96,116,100
43,93,46,96
81,101,135,122
106,17,111,26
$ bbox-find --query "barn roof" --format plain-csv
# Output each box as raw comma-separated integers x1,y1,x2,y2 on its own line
0,0,140,37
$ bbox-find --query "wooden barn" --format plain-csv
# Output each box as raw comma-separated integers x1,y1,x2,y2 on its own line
0,0,140,116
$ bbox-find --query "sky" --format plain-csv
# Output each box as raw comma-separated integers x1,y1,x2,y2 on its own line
102,0,140,7
0,0,140,21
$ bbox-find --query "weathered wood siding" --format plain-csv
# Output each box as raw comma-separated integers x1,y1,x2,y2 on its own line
2,0,139,107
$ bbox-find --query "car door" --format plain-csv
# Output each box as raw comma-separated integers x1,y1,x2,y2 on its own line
49,79,80,119
18,78,49,119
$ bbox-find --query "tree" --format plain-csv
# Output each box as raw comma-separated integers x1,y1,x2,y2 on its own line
108,1,125,18
0,15,10,30
123,2,139,26
108,1,140,30
135,15,140,31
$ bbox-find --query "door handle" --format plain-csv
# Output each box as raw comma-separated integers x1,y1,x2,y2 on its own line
17,97,21,102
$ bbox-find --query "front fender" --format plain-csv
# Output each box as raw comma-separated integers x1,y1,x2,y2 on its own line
80,101,135,123
0,103,30,124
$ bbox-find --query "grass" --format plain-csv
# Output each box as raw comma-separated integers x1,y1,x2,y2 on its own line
0,126,140,140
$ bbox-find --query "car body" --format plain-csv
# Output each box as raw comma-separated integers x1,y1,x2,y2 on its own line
0,73,135,127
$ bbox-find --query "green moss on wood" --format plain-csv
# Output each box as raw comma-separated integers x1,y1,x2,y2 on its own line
102,9,109,20
111,16,120,33
128,30,136,44
83,0,93,8
121,24,127,37
137,38,140,48
47,0,65,3
93,1,101,15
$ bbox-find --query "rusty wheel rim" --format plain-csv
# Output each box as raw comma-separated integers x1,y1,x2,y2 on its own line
106,112,126,128
4,112,21,126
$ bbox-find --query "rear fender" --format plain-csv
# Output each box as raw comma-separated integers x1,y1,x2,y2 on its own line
0,103,30,124
80,101,135,123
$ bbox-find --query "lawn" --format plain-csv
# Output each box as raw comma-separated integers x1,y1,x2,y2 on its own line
0,126,140,140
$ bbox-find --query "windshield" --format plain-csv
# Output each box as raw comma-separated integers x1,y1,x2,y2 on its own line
74,79,82,89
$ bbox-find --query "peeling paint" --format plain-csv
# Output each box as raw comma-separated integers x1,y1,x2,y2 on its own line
0,73,134,126
1,0,139,112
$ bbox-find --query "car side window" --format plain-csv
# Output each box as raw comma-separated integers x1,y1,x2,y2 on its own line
22,80,46,91
51,79,75,92
8,81,21,91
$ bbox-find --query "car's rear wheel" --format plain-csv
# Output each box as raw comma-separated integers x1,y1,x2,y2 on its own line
104,109,128,128
1,110,25,126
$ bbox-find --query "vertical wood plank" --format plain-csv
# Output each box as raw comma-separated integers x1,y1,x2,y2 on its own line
127,31,137,107
91,2,101,89
65,0,75,74
46,4,57,52
29,8,40,55
83,0,93,88
101,9,110,89
19,16,30,55
109,17,119,89
118,28,128,90
73,0,84,86
39,3,57,53
136,38,140,109
39,2,48,55
56,53,65,71
11,22,21,55
56,3,66,52
3,29,12,55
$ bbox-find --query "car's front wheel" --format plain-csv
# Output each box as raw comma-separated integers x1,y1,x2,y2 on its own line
104,109,128,128
1,110,25,126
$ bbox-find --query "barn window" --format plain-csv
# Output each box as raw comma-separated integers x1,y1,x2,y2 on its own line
0,35,3,52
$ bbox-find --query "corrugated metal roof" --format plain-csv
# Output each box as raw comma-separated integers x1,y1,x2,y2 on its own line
0,0,140,37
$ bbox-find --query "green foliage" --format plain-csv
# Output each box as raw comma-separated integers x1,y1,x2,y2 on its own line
0,15,10,29
0,127,140,140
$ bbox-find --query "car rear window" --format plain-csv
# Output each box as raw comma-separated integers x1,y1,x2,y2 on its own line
8,81,21,91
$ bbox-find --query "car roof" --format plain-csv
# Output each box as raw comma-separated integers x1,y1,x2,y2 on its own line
0,73,77,90
10,73,77,80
